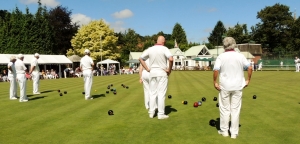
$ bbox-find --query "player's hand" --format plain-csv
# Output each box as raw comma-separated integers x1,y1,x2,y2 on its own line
165,69,171,76
214,83,220,91
139,78,143,84
244,80,249,88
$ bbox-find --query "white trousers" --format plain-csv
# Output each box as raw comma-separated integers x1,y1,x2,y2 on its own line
8,76,18,99
296,64,300,72
149,76,168,116
64,71,67,78
83,70,93,98
219,90,242,135
32,72,40,93
17,74,27,101
142,71,157,109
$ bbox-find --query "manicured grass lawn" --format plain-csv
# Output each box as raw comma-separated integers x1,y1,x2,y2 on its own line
0,71,299,143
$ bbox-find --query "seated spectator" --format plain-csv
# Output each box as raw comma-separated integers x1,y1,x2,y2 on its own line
46,70,53,79
51,70,59,79
41,70,46,79
75,67,82,77
1,70,8,82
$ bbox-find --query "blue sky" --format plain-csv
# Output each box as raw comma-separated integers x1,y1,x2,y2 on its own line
1,0,299,43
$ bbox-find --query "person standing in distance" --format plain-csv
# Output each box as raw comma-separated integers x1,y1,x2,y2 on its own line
213,37,252,139
80,49,94,100
15,54,29,102
29,53,40,94
7,56,18,100
139,36,173,119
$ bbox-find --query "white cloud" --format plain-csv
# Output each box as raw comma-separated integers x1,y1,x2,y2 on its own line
19,0,59,7
71,13,93,26
111,9,133,19
109,21,126,33
208,8,217,12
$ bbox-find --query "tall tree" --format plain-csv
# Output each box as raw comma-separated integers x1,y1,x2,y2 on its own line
208,20,227,46
67,19,120,62
171,23,188,50
48,6,79,55
226,23,250,44
253,3,294,54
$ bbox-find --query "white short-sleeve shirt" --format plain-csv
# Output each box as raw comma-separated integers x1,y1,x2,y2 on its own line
80,55,94,71
31,57,40,72
15,59,27,74
140,44,172,77
8,62,16,77
213,51,250,91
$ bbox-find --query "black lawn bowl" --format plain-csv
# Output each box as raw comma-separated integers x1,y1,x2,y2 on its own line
126,86,129,89
108,110,114,115
113,91,117,95
107,86,110,89
213,97,217,101
202,97,206,102
183,101,188,105
106,91,109,94
121,84,124,86
216,103,219,107
111,84,113,86
253,95,257,99
82,92,85,95
64,91,67,94
168,95,172,99
58,90,60,92
209,119,216,127
60,93,63,96
110,89,114,91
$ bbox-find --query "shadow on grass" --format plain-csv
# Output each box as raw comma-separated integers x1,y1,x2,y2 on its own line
92,94,106,99
213,118,241,131
41,90,56,93
29,96,47,101
165,105,177,115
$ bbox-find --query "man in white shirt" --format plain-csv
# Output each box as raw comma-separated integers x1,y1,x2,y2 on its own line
7,56,18,100
295,57,299,72
29,53,40,94
80,49,94,100
213,37,252,139
15,54,28,102
139,36,173,120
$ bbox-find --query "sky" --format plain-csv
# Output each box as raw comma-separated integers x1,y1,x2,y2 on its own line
1,0,299,43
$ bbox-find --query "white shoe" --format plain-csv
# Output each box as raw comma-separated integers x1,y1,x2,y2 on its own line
231,134,238,139
10,97,18,100
20,99,28,102
218,130,229,137
158,115,169,119
149,113,154,118
33,92,41,94
85,97,93,100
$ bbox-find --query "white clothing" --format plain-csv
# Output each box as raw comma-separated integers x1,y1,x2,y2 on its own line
295,59,299,72
140,45,172,77
15,58,28,101
31,57,40,93
213,51,250,91
258,62,262,71
213,51,249,137
142,60,157,109
83,69,93,99
17,74,28,101
80,55,94,99
140,45,172,117
149,76,168,116
8,62,17,99
250,61,254,71
219,90,243,135
31,58,40,72
80,55,94,71
15,59,27,74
